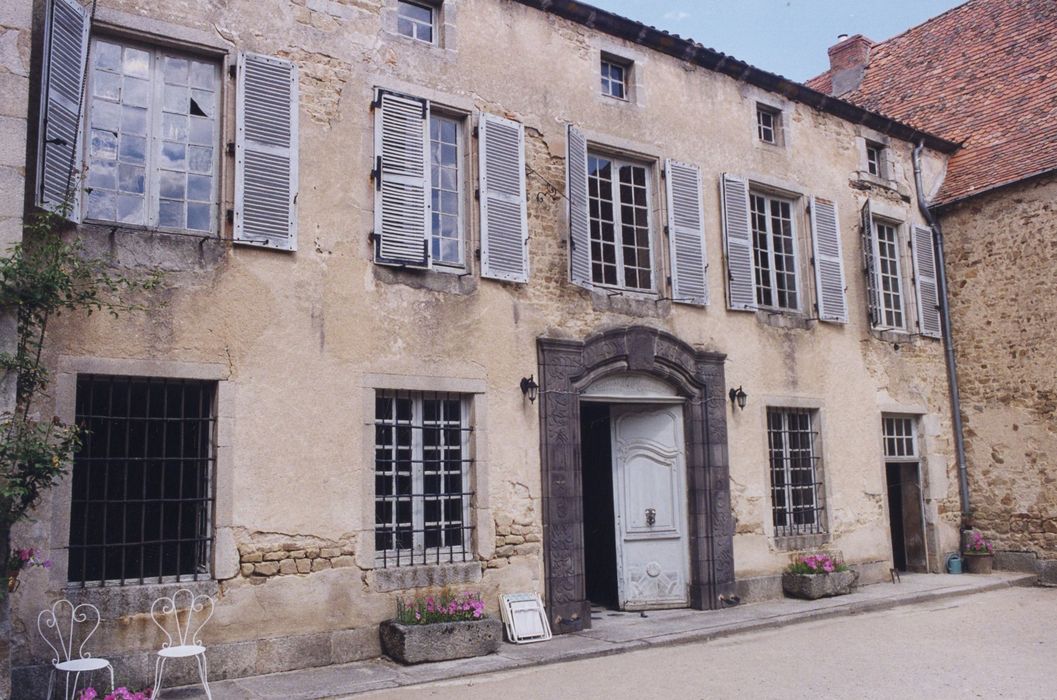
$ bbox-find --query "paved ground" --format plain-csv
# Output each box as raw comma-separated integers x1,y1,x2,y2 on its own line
165,572,1040,699
361,585,1056,700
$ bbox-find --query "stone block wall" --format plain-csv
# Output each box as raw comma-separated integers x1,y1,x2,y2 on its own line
942,173,1057,561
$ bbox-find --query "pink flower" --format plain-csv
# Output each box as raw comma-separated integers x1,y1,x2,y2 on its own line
415,611,421,621
822,559,835,573
79,690,98,700
19,549,30,562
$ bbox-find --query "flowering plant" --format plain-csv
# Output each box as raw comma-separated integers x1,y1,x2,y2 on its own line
786,553,849,575
965,529,993,554
7,547,52,574
396,589,486,625
78,687,153,700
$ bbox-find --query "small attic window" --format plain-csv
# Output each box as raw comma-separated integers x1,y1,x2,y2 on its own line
397,0,435,44
866,142,885,177
601,54,631,100
756,104,781,145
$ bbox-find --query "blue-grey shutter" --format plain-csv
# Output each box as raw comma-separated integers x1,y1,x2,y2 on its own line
479,113,528,283
373,90,429,267
665,159,708,306
861,200,881,327
912,224,942,338
810,196,847,323
720,174,756,311
36,0,89,219
566,125,591,288
234,53,299,251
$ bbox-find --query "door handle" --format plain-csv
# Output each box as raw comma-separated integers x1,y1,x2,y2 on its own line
645,508,656,527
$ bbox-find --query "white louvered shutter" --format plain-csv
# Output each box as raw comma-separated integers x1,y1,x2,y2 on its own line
665,160,708,306
235,53,299,251
373,91,430,267
809,196,847,323
912,224,942,338
720,174,756,311
861,200,881,327
36,0,89,219
480,113,528,283
566,125,591,288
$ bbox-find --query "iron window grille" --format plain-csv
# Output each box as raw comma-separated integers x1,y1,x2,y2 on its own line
767,408,826,536
374,391,474,568
883,416,918,460
750,192,799,310
69,376,216,587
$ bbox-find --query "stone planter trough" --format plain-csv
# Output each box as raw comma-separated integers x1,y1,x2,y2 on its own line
963,553,993,574
379,617,502,665
782,570,858,600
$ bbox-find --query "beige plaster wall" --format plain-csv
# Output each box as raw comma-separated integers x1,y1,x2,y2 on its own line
9,0,959,681
942,174,1057,560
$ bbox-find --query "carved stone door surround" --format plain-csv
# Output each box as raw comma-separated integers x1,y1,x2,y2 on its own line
537,326,734,633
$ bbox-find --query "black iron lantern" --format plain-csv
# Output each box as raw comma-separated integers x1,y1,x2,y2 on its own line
520,375,539,403
728,386,748,410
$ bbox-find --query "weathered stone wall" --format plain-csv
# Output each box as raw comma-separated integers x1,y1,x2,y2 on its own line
942,174,1057,561
7,0,959,690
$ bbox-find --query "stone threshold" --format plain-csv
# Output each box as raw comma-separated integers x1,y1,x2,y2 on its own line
163,572,1037,699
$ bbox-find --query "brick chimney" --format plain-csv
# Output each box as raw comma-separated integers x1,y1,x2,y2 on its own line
826,34,874,95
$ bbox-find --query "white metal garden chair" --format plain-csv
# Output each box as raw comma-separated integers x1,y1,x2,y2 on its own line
37,599,115,700
150,589,215,699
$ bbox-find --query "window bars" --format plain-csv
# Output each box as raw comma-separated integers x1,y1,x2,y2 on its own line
69,376,217,587
767,408,826,536
374,391,474,568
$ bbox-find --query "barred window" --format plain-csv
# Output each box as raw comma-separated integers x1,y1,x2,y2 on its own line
374,391,473,567
767,408,825,536
69,376,216,586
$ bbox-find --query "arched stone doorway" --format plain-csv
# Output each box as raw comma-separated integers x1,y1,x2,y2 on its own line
537,326,733,633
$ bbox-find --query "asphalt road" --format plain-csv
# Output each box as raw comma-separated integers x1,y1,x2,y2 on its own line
362,586,1057,700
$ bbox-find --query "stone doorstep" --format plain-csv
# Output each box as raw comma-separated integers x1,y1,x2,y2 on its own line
157,572,1038,700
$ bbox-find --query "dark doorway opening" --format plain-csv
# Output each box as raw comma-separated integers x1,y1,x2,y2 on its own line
580,402,619,609
885,462,927,572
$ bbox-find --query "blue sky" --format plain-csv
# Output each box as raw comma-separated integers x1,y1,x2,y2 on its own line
585,0,966,81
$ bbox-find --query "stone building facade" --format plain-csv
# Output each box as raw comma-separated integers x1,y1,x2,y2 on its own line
809,0,1057,579
6,0,962,692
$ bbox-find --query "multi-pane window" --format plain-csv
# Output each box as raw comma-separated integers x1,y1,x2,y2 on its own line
756,105,780,144
85,38,219,232
587,154,653,290
600,57,629,99
750,192,798,310
871,220,906,329
396,0,435,43
767,408,825,536
429,115,463,266
374,392,473,567
883,416,918,459
866,143,884,177
69,376,216,586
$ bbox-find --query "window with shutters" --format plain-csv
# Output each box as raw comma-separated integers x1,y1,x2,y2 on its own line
767,408,826,537
83,38,220,232
587,153,654,291
750,191,799,311
868,218,906,330
429,113,465,267
374,391,474,567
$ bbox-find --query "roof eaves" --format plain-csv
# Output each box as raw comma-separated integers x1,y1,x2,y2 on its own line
514,0,960,154
933,166,1057,211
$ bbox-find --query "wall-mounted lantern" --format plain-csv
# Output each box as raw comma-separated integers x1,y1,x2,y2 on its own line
728,386,748,410
520,375,539,403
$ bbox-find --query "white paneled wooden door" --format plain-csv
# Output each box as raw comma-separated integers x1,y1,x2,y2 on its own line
611,404,690,610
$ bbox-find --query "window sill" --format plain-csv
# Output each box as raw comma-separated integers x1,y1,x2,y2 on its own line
369,560,482,592
373,263,476,295
588,286,669,318
756,310,812,330
61,578,218,618
773,532,830,552
853,173,907,197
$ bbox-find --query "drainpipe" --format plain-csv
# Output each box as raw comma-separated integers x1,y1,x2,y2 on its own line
912,141,971,526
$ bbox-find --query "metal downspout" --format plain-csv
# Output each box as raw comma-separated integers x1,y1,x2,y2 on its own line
912,142,971,525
